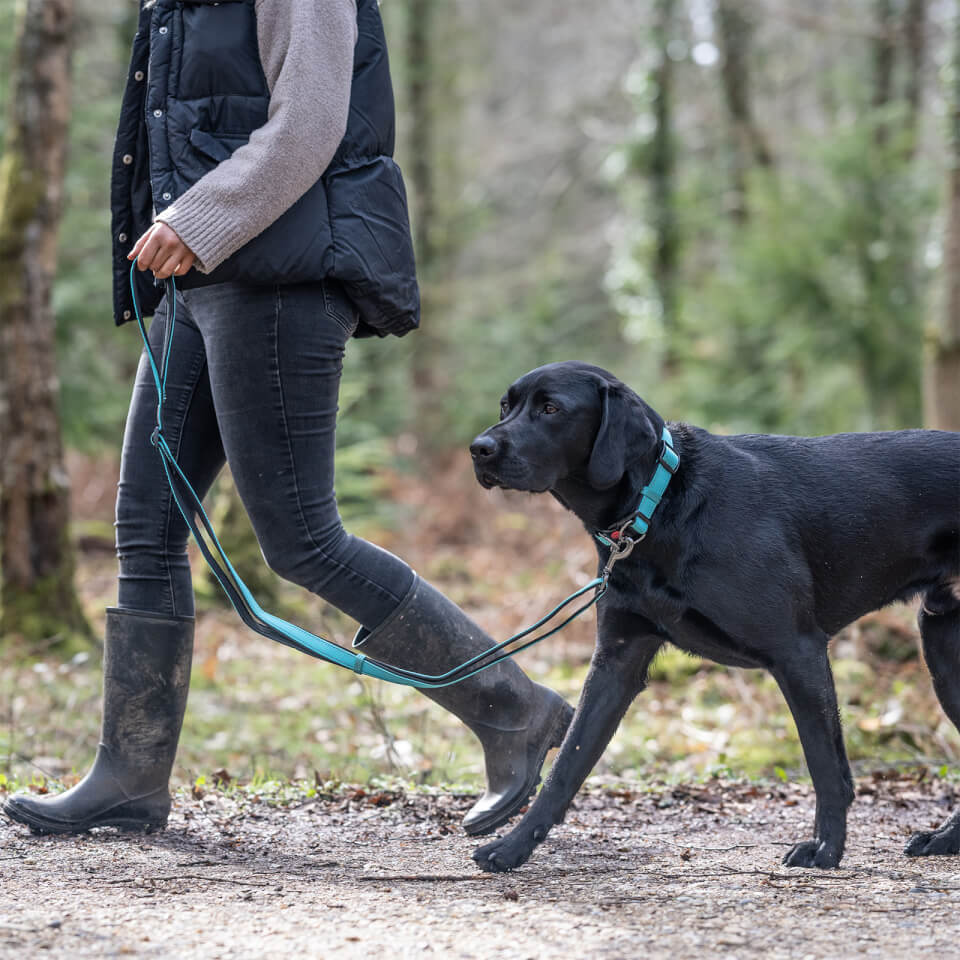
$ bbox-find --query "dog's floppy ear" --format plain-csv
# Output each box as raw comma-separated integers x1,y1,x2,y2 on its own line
586,381,659,490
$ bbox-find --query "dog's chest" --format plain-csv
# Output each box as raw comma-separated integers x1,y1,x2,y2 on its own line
611,561,767,669
613,560,684,623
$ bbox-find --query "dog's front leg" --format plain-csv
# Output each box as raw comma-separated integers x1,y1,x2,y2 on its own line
473,610,662,873
773,634,855,869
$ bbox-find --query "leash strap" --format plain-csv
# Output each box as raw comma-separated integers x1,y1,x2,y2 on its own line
130,263,607,688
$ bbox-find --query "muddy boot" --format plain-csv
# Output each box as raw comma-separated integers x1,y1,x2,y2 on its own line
3,608,194,835
354,576,573,836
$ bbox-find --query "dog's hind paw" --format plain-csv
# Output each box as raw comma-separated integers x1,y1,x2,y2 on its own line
905,828,960,857
782,839,841,869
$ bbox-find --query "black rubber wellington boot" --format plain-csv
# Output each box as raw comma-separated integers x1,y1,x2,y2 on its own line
354,576,574,836
3,608,194,835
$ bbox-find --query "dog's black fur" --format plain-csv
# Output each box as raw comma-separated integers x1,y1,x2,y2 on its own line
468,361,960,873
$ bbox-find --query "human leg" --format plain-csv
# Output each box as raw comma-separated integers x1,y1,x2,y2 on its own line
186,278,572,833
115,291,227,618
4,293,224,833
184,279,413,627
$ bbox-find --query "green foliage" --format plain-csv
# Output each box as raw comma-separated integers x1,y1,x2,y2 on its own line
333,374,396,526
4,598,956,789
432,256,628,444
0,0,947,457
612,113,935,434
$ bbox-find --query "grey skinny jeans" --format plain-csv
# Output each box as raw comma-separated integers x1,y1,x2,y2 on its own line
114,277,415,628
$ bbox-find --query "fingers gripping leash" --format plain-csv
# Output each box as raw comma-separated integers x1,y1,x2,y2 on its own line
129,262,608,687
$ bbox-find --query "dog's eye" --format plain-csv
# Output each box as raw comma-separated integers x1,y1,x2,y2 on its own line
543,402,559,415
499,400,510,420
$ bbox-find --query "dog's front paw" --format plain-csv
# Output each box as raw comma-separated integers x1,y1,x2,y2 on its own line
782,839,842,869
472,824,547,873
905,827,960,857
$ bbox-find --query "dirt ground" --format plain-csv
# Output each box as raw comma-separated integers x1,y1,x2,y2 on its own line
2,776,960,959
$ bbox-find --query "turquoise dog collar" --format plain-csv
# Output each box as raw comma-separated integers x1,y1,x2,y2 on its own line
595,426,679,548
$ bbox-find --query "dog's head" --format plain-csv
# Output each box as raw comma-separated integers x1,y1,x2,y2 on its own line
470,361,663,493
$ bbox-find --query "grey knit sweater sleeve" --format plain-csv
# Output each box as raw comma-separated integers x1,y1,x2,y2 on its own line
156,0,358,273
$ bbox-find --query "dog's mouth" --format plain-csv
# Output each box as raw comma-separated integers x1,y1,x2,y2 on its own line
476,470,501,490
473,462,522,491
472,451,556,494
474,467,553,495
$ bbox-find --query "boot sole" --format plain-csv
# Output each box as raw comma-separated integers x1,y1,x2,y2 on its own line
3,798,167,836
463,698,574,837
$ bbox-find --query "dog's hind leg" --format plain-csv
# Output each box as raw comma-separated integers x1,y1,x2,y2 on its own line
906,587,960,857
472,609,663,873
773,633,855,869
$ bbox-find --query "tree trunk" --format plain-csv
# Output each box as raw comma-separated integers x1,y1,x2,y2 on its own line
901,0,927,160
406,0,440,441
407,0,436,271
0,0,88,651
871,0,896,147
925,9,960,431
405,0,460,448
649,0,678,330
716,0,774,222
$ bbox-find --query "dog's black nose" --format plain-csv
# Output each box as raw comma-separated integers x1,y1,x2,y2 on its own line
470,434,498,459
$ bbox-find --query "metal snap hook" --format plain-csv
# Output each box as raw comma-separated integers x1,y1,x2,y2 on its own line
602,533,641,579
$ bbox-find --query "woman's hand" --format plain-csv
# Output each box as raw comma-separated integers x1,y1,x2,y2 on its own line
128,222,197,279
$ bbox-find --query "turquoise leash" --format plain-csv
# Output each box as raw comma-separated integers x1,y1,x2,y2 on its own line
129,262,612,688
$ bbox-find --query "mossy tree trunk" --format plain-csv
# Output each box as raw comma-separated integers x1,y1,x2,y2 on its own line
925,8,960,431
0,0,89,651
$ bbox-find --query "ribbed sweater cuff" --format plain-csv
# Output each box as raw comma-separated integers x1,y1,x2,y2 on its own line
156,193,249,274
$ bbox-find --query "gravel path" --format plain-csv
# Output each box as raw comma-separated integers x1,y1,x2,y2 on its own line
1,776,959,959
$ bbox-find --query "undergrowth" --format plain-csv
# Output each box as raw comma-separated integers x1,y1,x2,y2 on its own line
2,454,958,796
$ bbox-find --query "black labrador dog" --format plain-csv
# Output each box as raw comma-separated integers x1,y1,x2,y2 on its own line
468,361,960,873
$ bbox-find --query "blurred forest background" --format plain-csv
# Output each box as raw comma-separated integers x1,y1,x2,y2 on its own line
0,0,958,797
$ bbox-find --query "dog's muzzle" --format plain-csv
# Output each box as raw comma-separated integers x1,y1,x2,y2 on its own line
470,433,501,488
